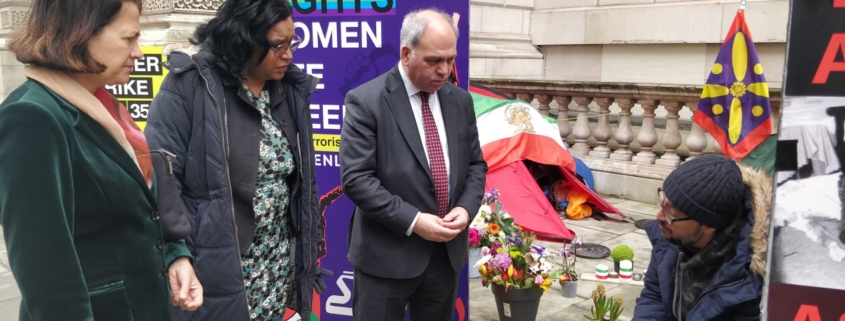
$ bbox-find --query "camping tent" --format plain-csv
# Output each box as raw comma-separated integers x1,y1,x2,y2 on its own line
470,85,627,242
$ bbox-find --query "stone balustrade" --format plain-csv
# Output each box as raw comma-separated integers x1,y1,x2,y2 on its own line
471,79,782,204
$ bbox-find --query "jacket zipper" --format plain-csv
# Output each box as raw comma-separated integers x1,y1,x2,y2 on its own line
155,149,177,175
674,251,684,321
189,58,251,314
296,135,315,309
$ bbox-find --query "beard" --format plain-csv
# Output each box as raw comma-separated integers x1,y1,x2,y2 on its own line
665,224,704,247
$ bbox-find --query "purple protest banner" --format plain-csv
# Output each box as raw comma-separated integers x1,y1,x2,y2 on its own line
283,1,471,320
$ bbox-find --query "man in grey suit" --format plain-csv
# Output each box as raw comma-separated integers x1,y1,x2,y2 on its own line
340,8,488,321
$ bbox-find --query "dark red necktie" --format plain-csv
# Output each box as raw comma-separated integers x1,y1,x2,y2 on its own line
419,92,449,218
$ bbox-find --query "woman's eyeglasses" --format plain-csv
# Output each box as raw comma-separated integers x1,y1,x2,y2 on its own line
270,34,303,55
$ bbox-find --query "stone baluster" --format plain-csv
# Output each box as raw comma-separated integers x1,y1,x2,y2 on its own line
537,95,553,116
610,99,637,161
555,96,573,148
589,98,614,159
707,135,725,155
684,100,708,162
633,100,660,164
656,101,684,167
517,93,535,105
570,97,594,157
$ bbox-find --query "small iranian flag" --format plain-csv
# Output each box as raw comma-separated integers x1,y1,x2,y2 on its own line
472,93,575,173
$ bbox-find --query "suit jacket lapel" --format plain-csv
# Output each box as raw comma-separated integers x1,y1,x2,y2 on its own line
438,85,461,205
385,66,433,182
72,111,156,203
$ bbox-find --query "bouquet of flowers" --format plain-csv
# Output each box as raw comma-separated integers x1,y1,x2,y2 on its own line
474,227,560,293
469,189,517,249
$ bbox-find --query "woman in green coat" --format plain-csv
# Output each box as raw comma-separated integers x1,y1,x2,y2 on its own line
0,0,203,320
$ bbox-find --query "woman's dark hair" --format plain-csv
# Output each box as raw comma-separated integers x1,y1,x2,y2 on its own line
192,0,293,78
9,0,143,73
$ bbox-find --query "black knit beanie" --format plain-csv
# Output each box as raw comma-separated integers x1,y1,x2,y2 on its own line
662,154,745,230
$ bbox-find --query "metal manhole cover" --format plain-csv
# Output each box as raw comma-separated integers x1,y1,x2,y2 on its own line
575,243,610,259
635,219,655,230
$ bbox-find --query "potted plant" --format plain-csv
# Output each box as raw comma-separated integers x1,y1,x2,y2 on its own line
475,201,558,321
552,237,582,298
610,245,634,273
584,284,624,321
469,189,516,278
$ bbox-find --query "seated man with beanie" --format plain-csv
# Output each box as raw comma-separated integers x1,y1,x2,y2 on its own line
633,155,772,321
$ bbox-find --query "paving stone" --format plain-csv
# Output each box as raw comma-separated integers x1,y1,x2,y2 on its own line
0,250,7,271
0,297,19,321
567,225,621,245
601,197,629,205
624,212,658,222
470,276,485,290
539,304,592,321
575,283,645,320
614,200,660,217
0,272,20,303
564,217,639,236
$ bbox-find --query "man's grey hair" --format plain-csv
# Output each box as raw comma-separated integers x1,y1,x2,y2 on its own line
400,9,459,52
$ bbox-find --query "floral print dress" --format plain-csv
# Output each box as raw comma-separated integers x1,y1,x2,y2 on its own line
240,83,296,320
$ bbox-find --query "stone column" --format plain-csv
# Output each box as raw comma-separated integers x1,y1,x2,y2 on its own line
656,101,684,167
611,99,636,161
712,136,724,155
537,95,553,117
684,100,707,162
589,98,614,159
570,97,594,157
633,100,660,164
555,96,573,148
0,0,32,101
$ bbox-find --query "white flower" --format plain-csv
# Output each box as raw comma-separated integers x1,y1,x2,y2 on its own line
474,254,493,268
472,206,491,224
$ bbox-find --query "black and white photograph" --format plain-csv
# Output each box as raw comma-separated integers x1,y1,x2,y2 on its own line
770,96,845,290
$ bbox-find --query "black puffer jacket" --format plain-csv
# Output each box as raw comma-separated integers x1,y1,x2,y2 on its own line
145,47,329,321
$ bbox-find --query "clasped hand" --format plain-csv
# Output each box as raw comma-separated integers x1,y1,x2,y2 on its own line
168,257,203,311
413,207,469,242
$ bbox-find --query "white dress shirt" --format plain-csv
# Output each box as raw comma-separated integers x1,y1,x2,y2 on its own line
398,63,451,236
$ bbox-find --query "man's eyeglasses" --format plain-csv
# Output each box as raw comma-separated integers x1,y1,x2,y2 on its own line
270,34,303,55
657,188,694,226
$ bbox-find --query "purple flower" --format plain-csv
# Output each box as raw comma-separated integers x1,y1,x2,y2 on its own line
491,189,500,201
507,236,523,248
482,193,492,204
532,246,546,254
559,247,572,258
492,252,513,271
